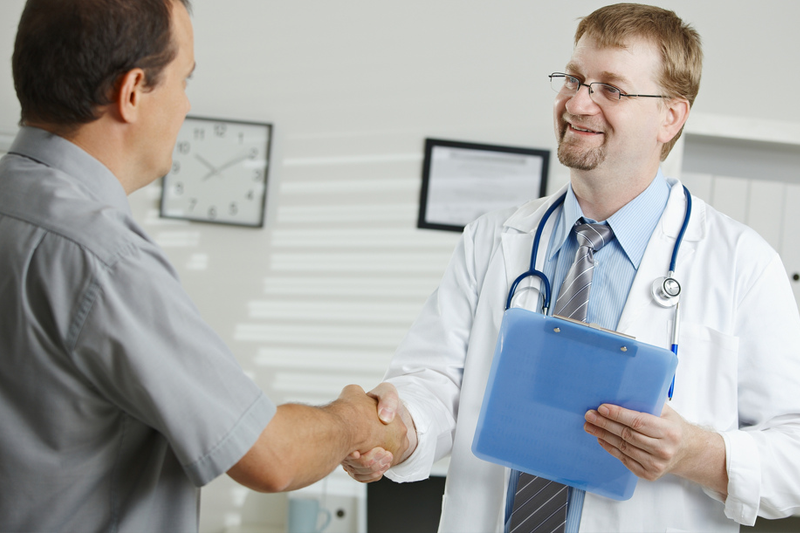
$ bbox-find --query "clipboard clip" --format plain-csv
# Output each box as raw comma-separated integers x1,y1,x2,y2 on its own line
552,314,636,340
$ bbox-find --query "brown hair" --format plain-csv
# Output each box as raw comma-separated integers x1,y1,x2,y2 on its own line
576,3,703,160
13,0,192,130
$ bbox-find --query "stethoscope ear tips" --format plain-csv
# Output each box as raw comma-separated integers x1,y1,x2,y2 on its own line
652,276,681,308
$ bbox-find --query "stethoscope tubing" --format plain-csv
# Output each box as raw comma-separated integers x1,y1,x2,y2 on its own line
504,185,692,398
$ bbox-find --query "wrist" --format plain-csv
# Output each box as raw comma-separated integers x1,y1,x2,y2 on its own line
674,425,728,494
322,397,366,455
396,402,418,465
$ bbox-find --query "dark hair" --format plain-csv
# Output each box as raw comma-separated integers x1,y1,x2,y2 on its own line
12,0,192,130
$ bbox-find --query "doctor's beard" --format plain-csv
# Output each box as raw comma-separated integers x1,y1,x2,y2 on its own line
557,115,607,171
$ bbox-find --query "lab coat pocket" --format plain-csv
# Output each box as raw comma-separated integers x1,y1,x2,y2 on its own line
671,322,739,430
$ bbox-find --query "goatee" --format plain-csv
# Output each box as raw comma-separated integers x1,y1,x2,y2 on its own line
557,114,606,170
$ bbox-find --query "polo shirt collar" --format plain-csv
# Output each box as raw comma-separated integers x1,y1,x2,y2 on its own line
8,126,131,215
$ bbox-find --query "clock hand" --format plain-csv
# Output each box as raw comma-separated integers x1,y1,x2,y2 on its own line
195,154,222,181
215,153,252,174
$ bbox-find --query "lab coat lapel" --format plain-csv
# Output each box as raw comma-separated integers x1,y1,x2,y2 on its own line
500,185,569,312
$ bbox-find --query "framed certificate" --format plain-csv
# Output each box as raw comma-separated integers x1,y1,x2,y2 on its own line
417,138,549,232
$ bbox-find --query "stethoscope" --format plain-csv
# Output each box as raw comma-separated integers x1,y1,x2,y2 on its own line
505,185,693,399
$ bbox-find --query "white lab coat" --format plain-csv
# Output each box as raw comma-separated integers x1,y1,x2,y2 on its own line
385,178,800,532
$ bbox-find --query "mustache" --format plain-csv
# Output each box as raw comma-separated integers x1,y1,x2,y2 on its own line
561,112,604,133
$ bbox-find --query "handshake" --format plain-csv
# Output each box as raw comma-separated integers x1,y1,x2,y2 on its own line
336,382,415,483
227,382,411,493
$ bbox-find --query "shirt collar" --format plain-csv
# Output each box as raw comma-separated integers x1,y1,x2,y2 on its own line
8,126,131,216
549,169,671,268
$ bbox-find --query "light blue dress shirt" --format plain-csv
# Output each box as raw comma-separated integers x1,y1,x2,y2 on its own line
505,171,670,532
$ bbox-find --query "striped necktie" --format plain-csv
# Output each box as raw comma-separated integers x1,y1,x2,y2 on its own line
508,473,569,533
508,221,614,533
553,221,615,322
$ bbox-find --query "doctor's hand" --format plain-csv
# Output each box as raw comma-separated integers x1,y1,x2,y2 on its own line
584,403,728,495
341,382,417,483
333,384,409,463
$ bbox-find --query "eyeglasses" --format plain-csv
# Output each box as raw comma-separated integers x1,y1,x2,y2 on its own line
549,72,666,105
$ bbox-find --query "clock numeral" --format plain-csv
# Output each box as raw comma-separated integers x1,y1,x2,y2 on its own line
246,189,255,200
174,182,184,195
238,132,245,144
214,123,227,138
171,161,181,174
208,206,218,219
188,198,197,211
229,202,238,215
253,169,262,182
193,128,205,140
249,148,258,159
177,141,191,154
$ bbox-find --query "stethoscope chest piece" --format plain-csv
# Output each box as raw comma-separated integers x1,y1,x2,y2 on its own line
652,276,681,308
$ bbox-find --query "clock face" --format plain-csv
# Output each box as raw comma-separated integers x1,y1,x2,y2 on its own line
160,116,272,227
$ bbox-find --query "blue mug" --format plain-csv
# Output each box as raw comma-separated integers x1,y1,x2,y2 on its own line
288,497,331,533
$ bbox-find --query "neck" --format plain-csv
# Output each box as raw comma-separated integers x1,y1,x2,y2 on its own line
29,115,139,195
569,162,660,221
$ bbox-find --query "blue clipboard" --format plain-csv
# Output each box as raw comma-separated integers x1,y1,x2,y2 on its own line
472,307,677,501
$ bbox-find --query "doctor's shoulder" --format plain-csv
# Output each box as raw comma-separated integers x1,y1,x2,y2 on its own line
459,201,539,262
464,197,550,241
695,198,779,264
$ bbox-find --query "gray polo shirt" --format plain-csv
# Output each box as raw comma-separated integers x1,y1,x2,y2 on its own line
0,127,276,532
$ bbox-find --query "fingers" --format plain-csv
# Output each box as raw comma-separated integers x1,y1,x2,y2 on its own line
341,447,393,483
337,381,416,473
584,404,684,481
594,438,651,479
368,382,401,424
592,404,664,438
584,407,660,451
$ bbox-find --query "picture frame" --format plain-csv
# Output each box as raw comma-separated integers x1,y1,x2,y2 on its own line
417,138,549,232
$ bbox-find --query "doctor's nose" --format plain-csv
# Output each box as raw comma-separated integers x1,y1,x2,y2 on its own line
565,84,601,115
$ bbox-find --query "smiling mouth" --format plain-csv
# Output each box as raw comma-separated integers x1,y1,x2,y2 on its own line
569,124,602,134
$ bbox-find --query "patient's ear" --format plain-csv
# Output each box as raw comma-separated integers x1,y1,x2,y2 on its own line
114,68,147,123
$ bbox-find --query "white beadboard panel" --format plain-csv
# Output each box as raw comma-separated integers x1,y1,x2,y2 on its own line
0,131,14,154
262,275,438,300
276,204,416,224
710,175,749,225
780,185,800,308
233,323,408,349
246,300,423,325
152,231,203,248
747,180,785,251
270,252,453,274
273,371,381,396
679,172,713,205
254,347,392,374
280,177,417,194
270,227,458,248
283,153,422,167
186,254,210,271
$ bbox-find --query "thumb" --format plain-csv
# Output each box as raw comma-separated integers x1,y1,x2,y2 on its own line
368,382,400,424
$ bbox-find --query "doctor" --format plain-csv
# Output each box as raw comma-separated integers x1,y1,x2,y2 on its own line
343,3,800,532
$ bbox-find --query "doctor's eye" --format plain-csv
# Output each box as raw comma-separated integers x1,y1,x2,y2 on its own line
594,83,622,101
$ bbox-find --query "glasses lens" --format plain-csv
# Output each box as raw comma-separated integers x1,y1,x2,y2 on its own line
550,74,574,94
592,83,622,104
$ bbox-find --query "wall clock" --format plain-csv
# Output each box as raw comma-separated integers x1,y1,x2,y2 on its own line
160,116,272,227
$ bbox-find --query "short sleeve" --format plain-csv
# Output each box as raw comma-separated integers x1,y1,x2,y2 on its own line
69,240,275,486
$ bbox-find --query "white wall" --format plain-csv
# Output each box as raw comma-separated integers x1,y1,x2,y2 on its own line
1,1,799,531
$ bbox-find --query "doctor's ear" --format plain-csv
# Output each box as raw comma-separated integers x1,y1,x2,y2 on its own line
658,97,690,145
